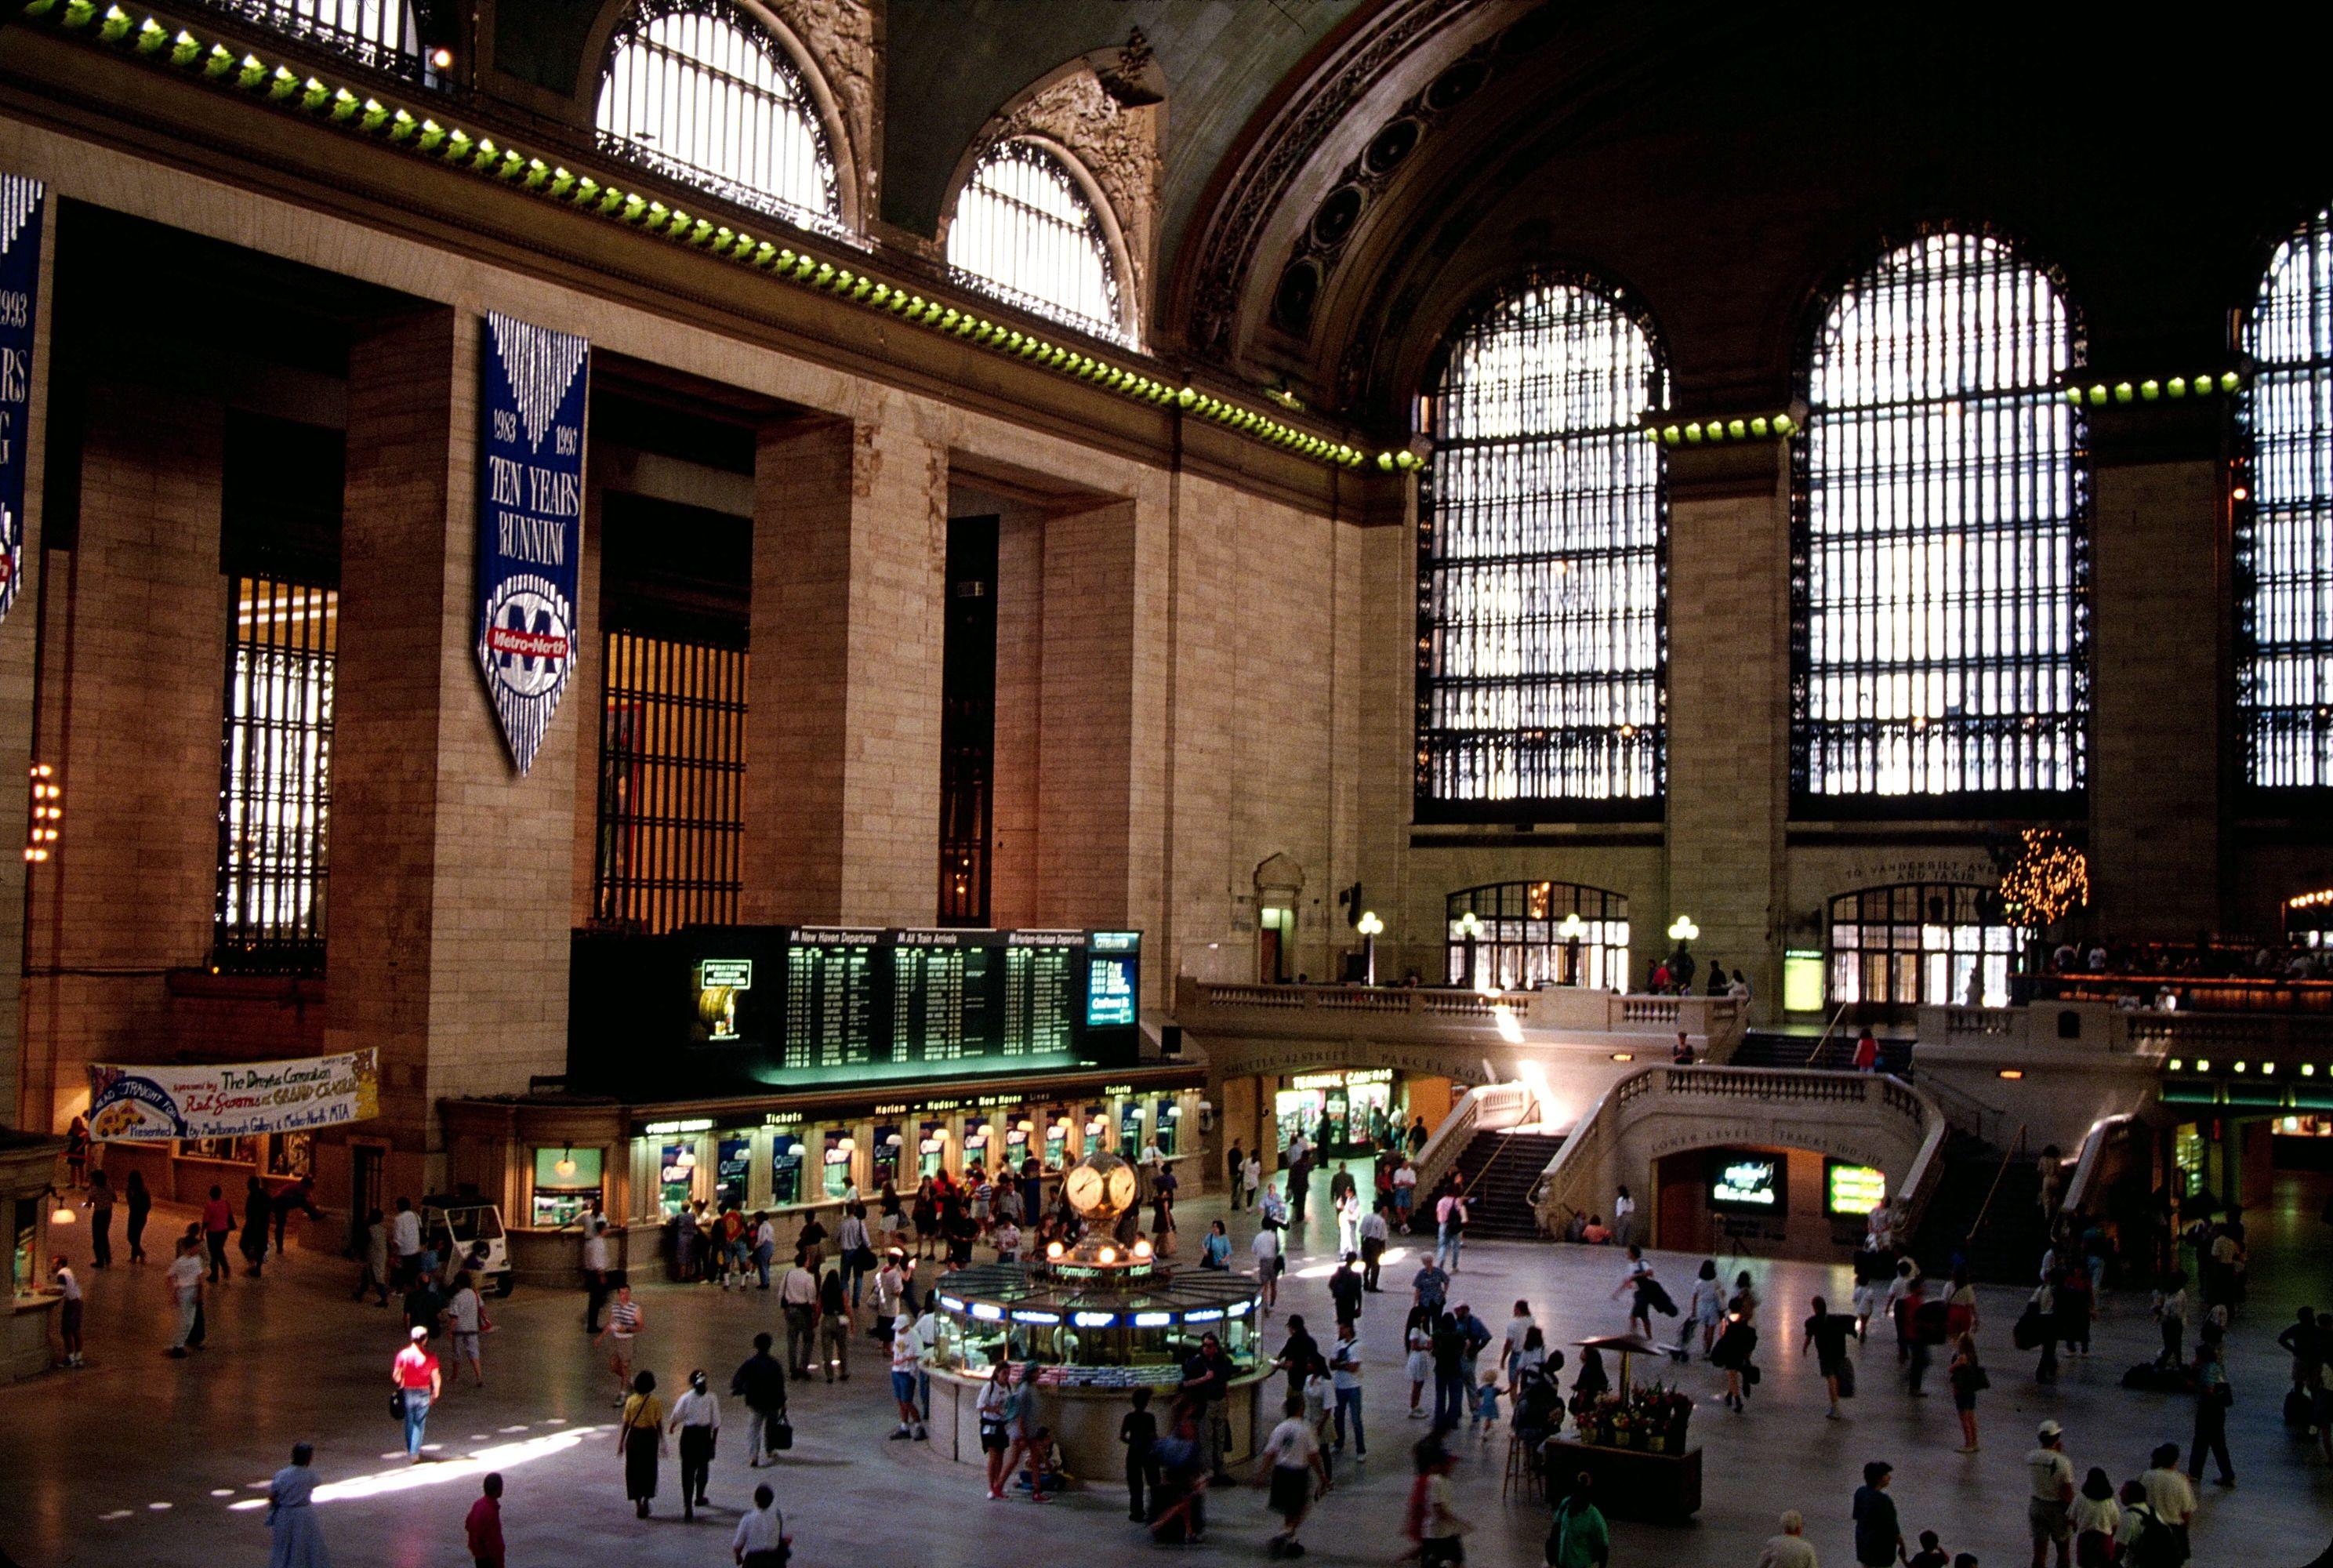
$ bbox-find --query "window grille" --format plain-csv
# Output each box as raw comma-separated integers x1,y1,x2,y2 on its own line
595,630,747,932
194,0,425,80
597,1,842,237
213,576,336,975
1444,881,1631,992
1825,883,2024,1010
1794,232,2089,806
946,140,1130,347
1416,274,1666,818
2240,206,2333,789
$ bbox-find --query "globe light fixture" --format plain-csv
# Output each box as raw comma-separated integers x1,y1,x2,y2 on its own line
1667,915,1700,943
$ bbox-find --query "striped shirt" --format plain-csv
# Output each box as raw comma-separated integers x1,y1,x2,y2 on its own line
608,1300,640,1337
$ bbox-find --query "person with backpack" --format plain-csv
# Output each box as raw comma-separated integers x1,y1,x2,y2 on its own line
2140,1443,2196,1553
2113,1478,2183,1568
1545,1471,1609,1568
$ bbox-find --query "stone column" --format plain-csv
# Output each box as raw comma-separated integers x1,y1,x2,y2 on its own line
1664,441,1791,1012
745,416,946,925
2087,408,2222,936
327,307,577,1193
1036,499,1140,927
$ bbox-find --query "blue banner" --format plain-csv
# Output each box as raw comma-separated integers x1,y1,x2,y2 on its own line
476,310,588,775
0,174,43,628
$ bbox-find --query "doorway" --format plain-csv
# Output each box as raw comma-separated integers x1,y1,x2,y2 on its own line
1259,908,1291,983
348,1143,384,1255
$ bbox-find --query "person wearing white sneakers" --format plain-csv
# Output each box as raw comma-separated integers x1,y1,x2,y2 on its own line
890,1315,929,1440
53,1258,83,1368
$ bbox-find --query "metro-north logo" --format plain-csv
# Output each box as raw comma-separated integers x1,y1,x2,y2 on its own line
482,579,572,698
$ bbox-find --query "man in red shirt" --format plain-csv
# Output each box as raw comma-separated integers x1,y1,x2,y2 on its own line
465,1472,504,1568
201,1185,235,1285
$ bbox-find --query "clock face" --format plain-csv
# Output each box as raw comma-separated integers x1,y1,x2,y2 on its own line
1104,1163,1137,1214
1064,1164,1104,1214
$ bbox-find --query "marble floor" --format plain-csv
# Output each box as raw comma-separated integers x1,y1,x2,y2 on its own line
5,1164,2331,1568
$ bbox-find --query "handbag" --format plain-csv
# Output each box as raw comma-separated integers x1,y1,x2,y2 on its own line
390,1388,408,1421
770,1413,794,1451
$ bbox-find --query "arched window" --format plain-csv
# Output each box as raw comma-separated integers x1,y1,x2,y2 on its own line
1417,274,1666,818
1795,232,2088,805
946,140,1130,347
1826,882,2023,1011
1446,882,1631,992
2241,206,2333,789
597,1,840,234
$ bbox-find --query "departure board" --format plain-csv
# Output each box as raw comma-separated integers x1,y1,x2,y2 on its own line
640,925,1141,1095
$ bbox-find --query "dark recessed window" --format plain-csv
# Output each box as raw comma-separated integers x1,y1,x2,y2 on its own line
2240,205,2333,789
1794,232,2088,806
1417,273,1667,818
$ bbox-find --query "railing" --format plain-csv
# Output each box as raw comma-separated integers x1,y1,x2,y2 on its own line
1531,1066,1948,1243
2057,1112,2134,1220
1959,1121,2030,1253
2041,971,2333,1014
1178,979,1747,1050
187,0,433,84
1412,1082,1533,1199
1921,1003,2333,1060
1911,1069,2016,1149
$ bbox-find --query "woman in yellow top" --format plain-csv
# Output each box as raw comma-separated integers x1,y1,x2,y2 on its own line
618,1370,669,1518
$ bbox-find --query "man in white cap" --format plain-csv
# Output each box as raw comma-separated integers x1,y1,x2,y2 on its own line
1759,1510,1818,1568
2026,1420,2074,1568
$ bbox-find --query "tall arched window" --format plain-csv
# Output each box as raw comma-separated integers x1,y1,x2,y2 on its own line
2241,206,2333,789
1794,232,2088,806
597,1,841,234
946,140,1130,347
1416,274,1666,818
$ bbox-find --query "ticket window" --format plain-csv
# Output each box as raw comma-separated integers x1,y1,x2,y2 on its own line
1119,1102,1146,1156
1155,1098,1181,1157
963,1123,993,1178
873,1125,904,1192
716,1137,753,1212
822,1131,854,1200
769,1134,804,1207
1083,1107,1109,1158
658,1142,698,1217
532,1147,603,1229
1043,1110,1069,1171
1005,1119,1033,1171
920,1123,948,1179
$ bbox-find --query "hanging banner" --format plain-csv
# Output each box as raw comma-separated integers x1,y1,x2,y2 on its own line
86,1050,381,1141
0,173,45,628
475,310,588,775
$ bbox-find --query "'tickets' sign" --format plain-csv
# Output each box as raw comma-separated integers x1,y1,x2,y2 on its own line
476,310,589,775
0,173,45,628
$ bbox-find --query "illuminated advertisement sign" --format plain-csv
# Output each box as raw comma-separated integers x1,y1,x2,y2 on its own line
1707,1149,1783,1213
1824,1160,1888,1217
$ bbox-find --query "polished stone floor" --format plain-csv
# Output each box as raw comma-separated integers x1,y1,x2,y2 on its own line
5,1163,2331,1568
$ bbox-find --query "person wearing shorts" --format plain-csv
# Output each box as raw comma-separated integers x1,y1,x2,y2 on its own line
2027,1421,2074,1568
890,1318,928,1440
1258,1392,1330,1556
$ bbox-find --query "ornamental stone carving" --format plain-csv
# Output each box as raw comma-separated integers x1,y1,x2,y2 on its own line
985,60,1163,321
764,0,877,217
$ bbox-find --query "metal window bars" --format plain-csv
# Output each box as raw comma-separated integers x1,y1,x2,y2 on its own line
1443,880,1631,991
596,0,844,239
2239,206,2333,789
212,575,336,975
1792,231,2091,804
1415,273,1667,816
593,630,747,934
187,0,426,81
945,140,1131,349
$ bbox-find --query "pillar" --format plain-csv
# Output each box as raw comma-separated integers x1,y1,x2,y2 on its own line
744,416,946,925
2088,409,2222,937
1664,442,1790,1010
0,190,46,1128
325,307,578,1192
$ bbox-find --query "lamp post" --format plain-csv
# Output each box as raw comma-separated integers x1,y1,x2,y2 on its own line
1667,915,1700,996
1357,910,1384,986
1457,910,1482,989
1559,911,1585,987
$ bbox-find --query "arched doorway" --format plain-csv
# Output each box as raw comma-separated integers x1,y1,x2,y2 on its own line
1445,882,1628,991
1827,882,2023,1014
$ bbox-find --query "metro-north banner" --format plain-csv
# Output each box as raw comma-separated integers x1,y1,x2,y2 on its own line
476,310,589,775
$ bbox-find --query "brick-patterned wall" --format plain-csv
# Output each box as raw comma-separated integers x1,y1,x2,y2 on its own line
1035,499,1137,927
989,505,1043,927
327,307,575,1162
2089,458,2220,936
748,415,945,925
20,383,226,1131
